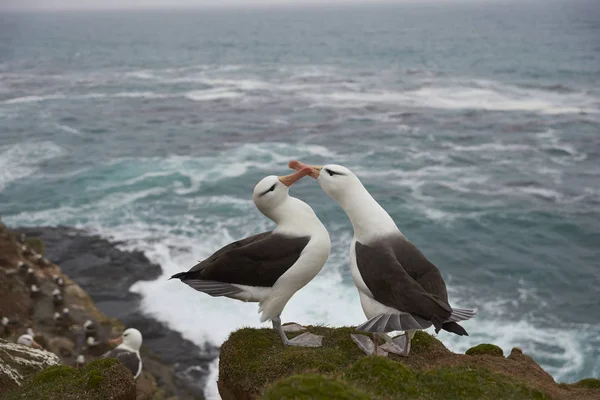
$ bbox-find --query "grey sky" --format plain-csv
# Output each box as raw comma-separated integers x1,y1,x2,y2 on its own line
2,0,490,11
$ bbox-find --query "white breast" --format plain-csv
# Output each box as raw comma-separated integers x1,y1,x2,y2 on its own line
350,238,398,320
258,223,331,322
349,238,372,297
276,228,331,290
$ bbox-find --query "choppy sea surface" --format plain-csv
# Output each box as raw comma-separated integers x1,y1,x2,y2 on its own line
1,1,599,397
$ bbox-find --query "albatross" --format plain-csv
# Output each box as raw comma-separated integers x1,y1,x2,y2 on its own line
17,334,42,349
170,167,331,347
101,328,143,379
289,160,475,356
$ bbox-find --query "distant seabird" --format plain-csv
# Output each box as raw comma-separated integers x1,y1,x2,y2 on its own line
22,245,33,256
29,284,41,296
86,336,102,347
17,261,29,275
52,288,64,305
17,334,42,349
101,328,143,379
25,267,38,286
83,319,101,346
35,254,49,267
289,161,476,356
53,275,64,287
83,319,98,336
76,354,86,367
54,308,72,329
2,317,19,334
171,168,331,347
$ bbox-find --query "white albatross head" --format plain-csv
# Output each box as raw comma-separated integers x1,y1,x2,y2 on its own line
109,328,143,352
288,161,363,203
289,160,399,239
17,334,42,349
252,167,312,221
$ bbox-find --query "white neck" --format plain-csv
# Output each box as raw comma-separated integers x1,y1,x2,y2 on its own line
335,182,400,242
268,196,327,237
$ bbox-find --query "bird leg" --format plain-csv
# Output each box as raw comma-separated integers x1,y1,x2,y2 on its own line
380,331,411,357
272,316,323,347
281,323,307,333
350,334,388,357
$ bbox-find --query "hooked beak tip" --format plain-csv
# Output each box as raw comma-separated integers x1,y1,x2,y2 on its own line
288,160,321,179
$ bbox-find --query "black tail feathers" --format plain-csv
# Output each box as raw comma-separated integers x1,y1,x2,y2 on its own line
439,321,469,336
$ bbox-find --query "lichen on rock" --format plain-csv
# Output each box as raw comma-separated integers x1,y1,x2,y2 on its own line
0,339,61,392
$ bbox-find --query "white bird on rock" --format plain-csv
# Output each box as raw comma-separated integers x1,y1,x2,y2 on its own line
171,167,331,347
101,328,143,379
17,334,42,349
289,160,476,356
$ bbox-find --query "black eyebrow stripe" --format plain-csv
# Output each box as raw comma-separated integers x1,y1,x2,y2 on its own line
325,168,345,176
260,183,277,196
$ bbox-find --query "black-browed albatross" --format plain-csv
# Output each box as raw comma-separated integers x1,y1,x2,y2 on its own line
170,167,331,347
17,333,42,349
289,160,475,356
101,328,143,379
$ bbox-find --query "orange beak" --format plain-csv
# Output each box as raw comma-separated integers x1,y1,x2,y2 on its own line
31,340,42,349
288,160,322,179
278,167,313,187
108,336,123,346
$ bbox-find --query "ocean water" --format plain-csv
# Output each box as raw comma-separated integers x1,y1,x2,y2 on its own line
1,1,599,397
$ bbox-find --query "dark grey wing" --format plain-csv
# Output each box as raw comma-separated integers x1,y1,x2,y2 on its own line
388,235,450,303
188,232,272,273
103,349,140,376
176,232,310,288
355,241,452,328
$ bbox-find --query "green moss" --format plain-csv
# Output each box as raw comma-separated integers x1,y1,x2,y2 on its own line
410,331,441,353
2,356,133,400
261,374,370,400
33,365,76,384
416,367,548,400
573,378,600,389
219,326,366,397
87,357,119,370
465,343,504,357
24,238,44,255
85,370,104,390
345,356,417,397
259,365,548,400
219,326,558,400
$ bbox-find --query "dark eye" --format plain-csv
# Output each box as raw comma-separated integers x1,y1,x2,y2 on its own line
261,184,277,196
325,169,343,176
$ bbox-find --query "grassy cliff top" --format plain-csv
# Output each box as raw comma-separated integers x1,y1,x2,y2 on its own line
1,358,135,400
218,325,600,400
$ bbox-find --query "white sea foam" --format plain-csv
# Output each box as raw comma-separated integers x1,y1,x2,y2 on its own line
54,123,82,136
0,141,65,192
185,89,242,101
4,95,66,104
2,91,172,104
304,81,599,115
